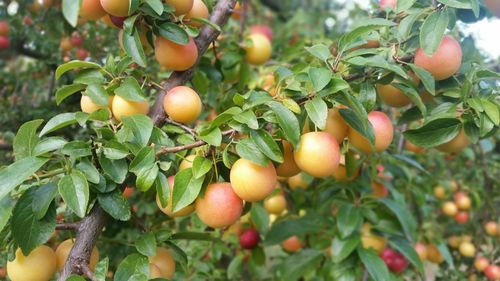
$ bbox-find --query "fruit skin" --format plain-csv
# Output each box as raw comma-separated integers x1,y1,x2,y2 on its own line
380,0,397,9
7,245,57,281
100,0,129,17
155,36,198,71
239,228,261,249
195,182,243,228
250,24,273,41
485,0,500,17
414,243,427,261
377,83,411,107
458,241,475,257
185,0,209,27
230,158,277,202
0,21,10,36
149,247,176,279
433,185,446,199
281,236,303,253
122,186,134,198
80,0,106,20
415,35,462,80
426,244,444,264
245,33,272,65
371,181,389,198
80,95,113,113
165,0,194,15
380,248,409,273
437,127,470,153
360,224,387,253
179,155,196,171
442,201,458,216
76,48,89,60
475,257,490,271
454,192,471,210
324,108,348,143
264,192,286,215
332,162,359,182
156,176,195,217
149,263,162,278
294,132,340,178
485,221,499,236
56,239,99,270
276,141,301,177
60,38,73,52
0,36,10,49
454,211,469,224
111,95,149,122
287,173,308,190
110,15,127,28
163,86,202,123
485,265,500,281
347,111,393,153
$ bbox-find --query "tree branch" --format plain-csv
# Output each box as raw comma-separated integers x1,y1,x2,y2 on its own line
149,0,238,127
165,118,198,139
156,129,235,156
55,222,80,230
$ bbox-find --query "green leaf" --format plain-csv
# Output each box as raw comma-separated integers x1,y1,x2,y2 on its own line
12,188,56,255
85,84,110,106
13,119,43,160
389,237,424,276
358,82,377,112
250,204,270,235
396,0,416,12
136,232,157,256
32,183,58,220
357,247,391,281
438,0,472,8
347,55,407,78
58,170,89,218
339,18,395,51
155,173,169,208
398,10,423,40
250,130,284,163
192,156,212,179
0,197,15,232
114,254,149,281
408,64,435,95
198,127,222,146
56,60,102,79
305,44,331,61
76,159,100,184
74,69,106,85
172,169,204,212
129,147,155,174
67,276,86,281
305,97,328,130
309,67,332,92
94,258,109,281
158,23,189,45
98,190,131,221
267,101,301,147
236,139,269,167
99,156,128,184
339,108,375,146
62,0,81,27
0,157,48,201
379,198,417,241
115,77,147,102
437,242,455,269
227,255,244,279
121,28,147,67
189,17,221,31
278,249,323,281
233,110,259,129
419,10,449,56
121,115,153,146
56,84,86,105
337,204,363,239
144,0,163,15
39,113,78,137
61,141,92,158
264,215,322,245
136,163,159,192
103,141,129,160
33,137,67,156
392,83,426,115
331,235,360,263
482,99,500,125
403,118,461,147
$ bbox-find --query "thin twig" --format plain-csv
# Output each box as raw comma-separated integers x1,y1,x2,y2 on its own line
56,222,80,231
165,118,198,139
155,129,235,156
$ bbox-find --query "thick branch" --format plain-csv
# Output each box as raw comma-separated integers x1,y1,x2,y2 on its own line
149,0,238,127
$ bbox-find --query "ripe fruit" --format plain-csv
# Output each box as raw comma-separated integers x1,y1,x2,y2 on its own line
324,108,348,143
332,155,359,182
448,236,461,248
361,224,387,253
231,2,241,19
377,84,410,108
294,132,340,177
442,201,458,216
433,185,446,199
414,243,427,261
276,141,301,177
195,182,243,228
149,247,176,279
122,186,134,198
250,24,273,41
156,176,195,217
110,15,127,28
347,111,394,153
371,181,389,198
281,236,303,253
80,95,113,113
475,257,490,271
71,32,83,46
380,248,409,273
264,192,287,215
163,86,202,123
415,35,462,80
100,0,129,17
485,265,500,280
23,16,33,25
149,263,162,278
458,241,475,257
380,0,397,9
244,33,272,65
0,36,10,50
454,211,469,224
79,0,106,20
7,245,57,281
426,244,444,264
56,239,99,270
111,95,149,121
0,21,9,36
454,192,471,210
60,38,73,52
287,173,308,190
230,158,277,202
76,48,89,60
239,228,261,249
437,128,470,153
185,0,209,27
485,221,499,236
179,155,196,171
155,36,198,71
165,0,194,15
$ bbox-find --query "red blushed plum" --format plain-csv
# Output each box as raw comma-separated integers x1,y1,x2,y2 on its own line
195,182,243,228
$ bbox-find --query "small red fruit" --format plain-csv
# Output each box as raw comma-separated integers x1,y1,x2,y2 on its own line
110,15,127,28
239,228,260,249
475,257,490,272
76,48,89,60
380,248,409,273
485,265,500,280
454,211,469,224
23,16,33,25
0,36,10,49
71,32,83,46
